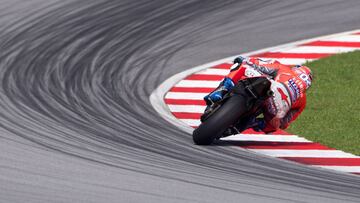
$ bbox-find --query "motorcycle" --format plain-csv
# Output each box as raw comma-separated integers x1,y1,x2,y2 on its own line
192,63,274,145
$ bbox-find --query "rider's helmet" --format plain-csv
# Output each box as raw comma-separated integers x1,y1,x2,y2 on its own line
292,65,313,89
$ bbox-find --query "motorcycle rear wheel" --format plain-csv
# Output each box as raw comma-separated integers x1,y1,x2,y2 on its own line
192,94,248,145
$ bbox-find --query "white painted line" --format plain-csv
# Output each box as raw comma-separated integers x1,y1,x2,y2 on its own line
165,92,207,100
179,119,200,126
255,58,314,65
167,105,206,113
221,134,311,143
314,166,360,173
175,80,221,88
195,68,230,76
272,46,360,54
324,35,360,42
249,149,359,158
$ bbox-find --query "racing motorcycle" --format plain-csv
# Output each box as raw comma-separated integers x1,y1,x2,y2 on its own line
192,63,274,145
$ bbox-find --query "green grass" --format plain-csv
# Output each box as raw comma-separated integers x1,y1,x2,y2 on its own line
287,50,360,155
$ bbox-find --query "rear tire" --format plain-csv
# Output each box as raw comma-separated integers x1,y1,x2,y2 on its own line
192,94,248,145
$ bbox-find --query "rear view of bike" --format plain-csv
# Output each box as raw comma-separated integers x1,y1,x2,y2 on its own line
192,76,272,145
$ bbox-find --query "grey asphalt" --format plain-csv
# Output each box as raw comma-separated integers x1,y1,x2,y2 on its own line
0,0,360,202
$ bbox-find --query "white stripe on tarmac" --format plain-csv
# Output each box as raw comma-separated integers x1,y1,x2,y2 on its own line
248,149,359,158
175,80,221,88
272,46,360,54
179,119,200,126
195,68,230,76
167,105,206,113
314,166,360,173
165,92,207,100
221,134,311,143
324,35,360,42
255,58,314,65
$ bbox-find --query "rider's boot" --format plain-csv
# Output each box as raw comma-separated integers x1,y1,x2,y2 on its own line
204,77,235,105
201,77,235,122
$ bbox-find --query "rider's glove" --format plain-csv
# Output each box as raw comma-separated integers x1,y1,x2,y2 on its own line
233,56,247,64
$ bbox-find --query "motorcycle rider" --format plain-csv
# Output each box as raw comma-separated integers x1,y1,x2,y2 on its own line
204,56,313,134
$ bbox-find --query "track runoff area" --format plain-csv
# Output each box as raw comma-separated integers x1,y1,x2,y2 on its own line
151,29,360,175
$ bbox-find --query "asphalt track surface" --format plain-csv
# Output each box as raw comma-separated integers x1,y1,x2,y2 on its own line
1,0,360,202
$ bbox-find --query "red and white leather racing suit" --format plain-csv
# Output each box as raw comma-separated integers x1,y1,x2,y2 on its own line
227,58,307,133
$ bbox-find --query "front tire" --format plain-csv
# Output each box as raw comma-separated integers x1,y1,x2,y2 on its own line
192,94,248,145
